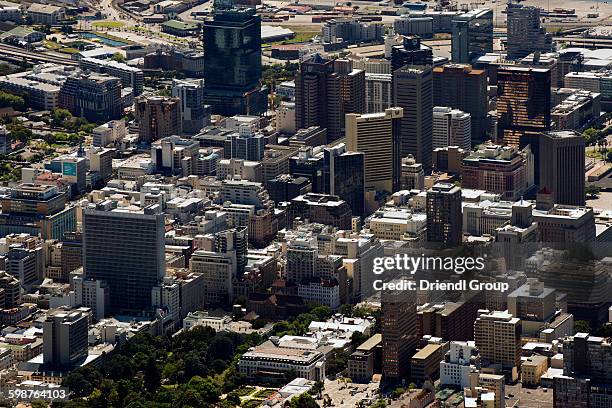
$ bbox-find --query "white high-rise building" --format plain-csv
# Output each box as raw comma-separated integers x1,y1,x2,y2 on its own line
440,341,481,388
432,106,471,150
365,73,392,113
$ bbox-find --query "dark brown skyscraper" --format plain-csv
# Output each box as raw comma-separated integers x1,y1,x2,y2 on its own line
134,96,182,143
393,65,433,173
497,66,551,146
382,287,417,381
539,131,585,206
295,54,365,143
433,64,488,142
426,182,462,246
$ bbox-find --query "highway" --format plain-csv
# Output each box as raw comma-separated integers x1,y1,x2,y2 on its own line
0,44,78,66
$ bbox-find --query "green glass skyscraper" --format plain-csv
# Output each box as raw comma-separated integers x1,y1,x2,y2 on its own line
203,0,267,116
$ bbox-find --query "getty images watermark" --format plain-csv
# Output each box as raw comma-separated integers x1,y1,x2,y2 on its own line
371,254,510,293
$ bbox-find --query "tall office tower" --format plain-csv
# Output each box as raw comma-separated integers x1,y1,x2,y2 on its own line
346,107,403,194
400,156,424,190
60,231,82,281
440,341,482,388
381,286,418,381
497,66,551,146
0,183,76,240
59,73,122,122
42,310,88,368
393,66,433,173
6,246,42,290
267,174,311,203
323,143,366,217
451,9,493,63
190,227,247,305
295,55,366,142
134,95,182,143
0,272,20,308
290,146,325,193
506,4,553,60
426,182,462,246
462,144,534,201
285,237,318,283
365,73,392,113
87,147,114,182
227,125,265,161
433,64,488,142
432,106,471,150
210,227,248,274
539,131,585,206
172,79,210,135
554,333,612,408
203,1,267,116
390,36,434,71
151,135,200,175
474,310,522,377
73,276,109,321
82,202,165,314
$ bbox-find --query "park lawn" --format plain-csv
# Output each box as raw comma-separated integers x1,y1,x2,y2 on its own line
58,47,80,54
235,386,256,397
253,389,276,399
93,21,126,29
241,400,262,408
43,40,61,50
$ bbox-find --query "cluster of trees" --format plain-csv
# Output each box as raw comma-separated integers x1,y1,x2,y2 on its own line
271,305,334,337
575,320,612,337
6,123,33,144
583,126,610,146
53,326,262,408
0,91,26,111
262,62,299,91
50,109,96,134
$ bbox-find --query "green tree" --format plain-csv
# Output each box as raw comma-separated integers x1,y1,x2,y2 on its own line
310,305,332,321
186,376,221,402
391,387,405,399
310,381,324,398
51,108,73,127
575,320,592,334
583,128,600,145
63,372,94,398
595,323,612,337
0,91,25,110
112,52,126,63
290,393,320,408
350,331,369,348
585,185,601,199
339,304,353,316
7,124,32,143
144,356,161,392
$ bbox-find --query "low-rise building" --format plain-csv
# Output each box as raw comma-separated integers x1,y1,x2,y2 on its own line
411,343,447,384
238,340,325,381
521,355,548,387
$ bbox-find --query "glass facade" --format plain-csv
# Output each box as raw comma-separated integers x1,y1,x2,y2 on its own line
203,7,261,92
497,67,551,146
451,9,493,63
83,208,165,314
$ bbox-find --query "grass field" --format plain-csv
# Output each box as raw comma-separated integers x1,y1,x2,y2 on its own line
92,21,126,29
